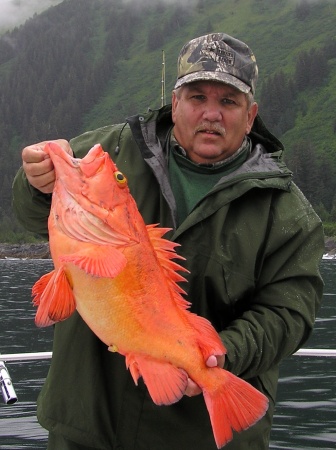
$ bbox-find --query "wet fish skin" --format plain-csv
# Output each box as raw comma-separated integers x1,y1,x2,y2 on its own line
32,142,268,448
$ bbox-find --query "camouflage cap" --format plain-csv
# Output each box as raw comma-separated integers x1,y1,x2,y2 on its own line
174,33,258,94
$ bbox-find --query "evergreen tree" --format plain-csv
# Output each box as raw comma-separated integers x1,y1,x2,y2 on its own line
285,140,321,208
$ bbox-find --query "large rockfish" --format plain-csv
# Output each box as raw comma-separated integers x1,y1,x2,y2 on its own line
33,142,268,448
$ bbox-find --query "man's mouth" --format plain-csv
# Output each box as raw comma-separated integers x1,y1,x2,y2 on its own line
194,123,225,137
202,130,220,135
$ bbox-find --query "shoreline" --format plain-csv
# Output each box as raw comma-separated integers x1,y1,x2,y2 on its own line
0,243,50,259
0,240,335,260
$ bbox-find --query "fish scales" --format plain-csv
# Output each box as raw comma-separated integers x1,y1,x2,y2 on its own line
32,142,268,448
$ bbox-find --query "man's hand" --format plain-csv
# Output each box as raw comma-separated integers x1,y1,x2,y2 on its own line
185,354,225,397
22,139,72,194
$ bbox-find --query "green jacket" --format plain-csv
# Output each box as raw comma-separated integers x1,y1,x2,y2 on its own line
12,105,324,450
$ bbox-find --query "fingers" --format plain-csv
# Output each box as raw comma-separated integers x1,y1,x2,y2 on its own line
22,146,55,194
185,377,202,397
21,139,72,194
206,354,225,368
206,355,218,368
184,353,225,397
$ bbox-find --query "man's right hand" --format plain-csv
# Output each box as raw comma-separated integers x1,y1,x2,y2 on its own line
22,139,72,194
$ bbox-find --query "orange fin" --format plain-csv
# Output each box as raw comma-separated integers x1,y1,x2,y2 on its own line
189,313,226,359
125,353,141,385
126,353,188,405
33,267,76,327
32,271,55,307
203,369,269,448
33,271,56,327
147,223,190,301
60,245,127,278
47,268,76,322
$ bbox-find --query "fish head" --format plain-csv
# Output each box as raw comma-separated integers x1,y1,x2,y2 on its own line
44,142,143,247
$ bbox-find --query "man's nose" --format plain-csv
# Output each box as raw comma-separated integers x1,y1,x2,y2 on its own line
202,104,223,122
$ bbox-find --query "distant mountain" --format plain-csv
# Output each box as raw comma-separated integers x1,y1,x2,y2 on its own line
0,0,335,242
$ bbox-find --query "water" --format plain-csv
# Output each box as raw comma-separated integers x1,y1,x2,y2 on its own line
0,259,53,449
0,259,335,449
270,259,336,449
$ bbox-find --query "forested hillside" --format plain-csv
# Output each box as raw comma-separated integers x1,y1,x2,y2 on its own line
0,0,335,242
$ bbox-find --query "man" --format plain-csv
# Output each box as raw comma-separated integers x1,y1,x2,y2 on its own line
12,33,324,449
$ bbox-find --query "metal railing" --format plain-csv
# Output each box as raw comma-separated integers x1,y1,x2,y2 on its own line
0,360,18,404
1,348,335,405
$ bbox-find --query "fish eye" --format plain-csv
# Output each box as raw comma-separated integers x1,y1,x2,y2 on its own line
114,171,127,187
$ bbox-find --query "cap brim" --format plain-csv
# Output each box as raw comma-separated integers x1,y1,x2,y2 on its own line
174,71,251,93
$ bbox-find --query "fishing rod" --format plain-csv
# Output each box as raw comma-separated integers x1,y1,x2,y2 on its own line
2,348,336,405
161,49,166,107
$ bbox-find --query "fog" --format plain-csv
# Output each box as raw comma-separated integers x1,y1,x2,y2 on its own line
0,0,329,33
0,0,63,31
0,0,198,34
0,0,199,31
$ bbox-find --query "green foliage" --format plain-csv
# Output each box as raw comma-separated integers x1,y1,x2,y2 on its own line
330,196,336,222
314,203,331,223
0,0,336,242
323,223,336,239
284,139,336,213
0,208,42,243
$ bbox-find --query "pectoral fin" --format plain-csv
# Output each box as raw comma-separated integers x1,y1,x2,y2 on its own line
60,245,127,278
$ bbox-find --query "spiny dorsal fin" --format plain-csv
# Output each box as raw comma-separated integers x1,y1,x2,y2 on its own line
147,224,190,308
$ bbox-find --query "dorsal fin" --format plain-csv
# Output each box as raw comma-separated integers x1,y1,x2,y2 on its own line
147,224,190,309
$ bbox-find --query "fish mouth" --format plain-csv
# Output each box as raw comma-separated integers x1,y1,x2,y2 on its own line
46,142,139,247
45,142,107,177
79,145,107,177
44,142,77,167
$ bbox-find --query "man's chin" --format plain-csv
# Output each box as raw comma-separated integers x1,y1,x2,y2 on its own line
188,147,226,164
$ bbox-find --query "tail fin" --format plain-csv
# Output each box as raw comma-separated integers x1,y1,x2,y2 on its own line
203,370,268,449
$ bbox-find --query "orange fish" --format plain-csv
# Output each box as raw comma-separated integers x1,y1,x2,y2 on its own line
32,142,268,448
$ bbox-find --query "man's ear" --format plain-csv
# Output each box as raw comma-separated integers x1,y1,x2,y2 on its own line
246,102,258,134
171,90,178,123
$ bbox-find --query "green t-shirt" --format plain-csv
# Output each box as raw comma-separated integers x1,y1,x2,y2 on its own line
168,134,251,225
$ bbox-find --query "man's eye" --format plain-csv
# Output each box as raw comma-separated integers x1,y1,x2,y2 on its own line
191,95,205,101
221,98,234,105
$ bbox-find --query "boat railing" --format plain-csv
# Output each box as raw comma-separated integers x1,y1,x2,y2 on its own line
1,348,336,405
0,360,18,405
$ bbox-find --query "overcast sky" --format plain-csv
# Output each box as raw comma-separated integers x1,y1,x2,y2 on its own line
0,0,63,31
0,0,318,33
0,0,201,32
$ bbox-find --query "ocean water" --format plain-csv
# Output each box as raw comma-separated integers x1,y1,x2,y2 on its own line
0,258,335,449
270,259,336,449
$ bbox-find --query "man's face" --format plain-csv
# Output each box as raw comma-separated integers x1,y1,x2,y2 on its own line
172,81,258,164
